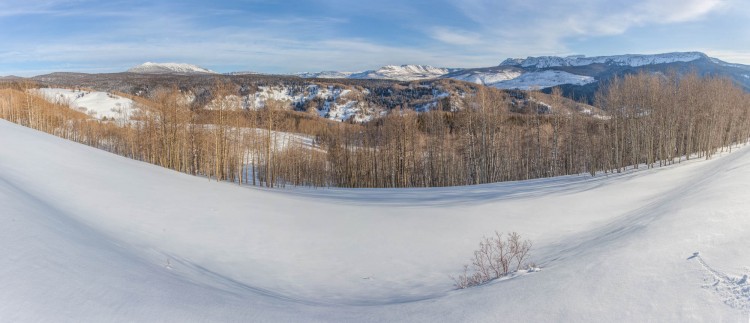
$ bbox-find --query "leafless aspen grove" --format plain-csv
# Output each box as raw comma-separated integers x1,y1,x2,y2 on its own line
2,72,750,188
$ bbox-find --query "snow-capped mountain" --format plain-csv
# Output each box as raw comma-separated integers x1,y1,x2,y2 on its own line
442,52,711,89
298,65,460,81
445,51,750,92
295,71,356,79
256,52,748,91
127,62,217,75
493,52,750,101
350,65,458,81
500,52,707,69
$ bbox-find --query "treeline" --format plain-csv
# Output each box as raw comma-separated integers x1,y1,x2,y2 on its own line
0,81,329,188
314,72,750,187
2,72,750,188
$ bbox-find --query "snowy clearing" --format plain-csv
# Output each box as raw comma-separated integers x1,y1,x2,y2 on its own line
35,88,136,121
1,119,750,322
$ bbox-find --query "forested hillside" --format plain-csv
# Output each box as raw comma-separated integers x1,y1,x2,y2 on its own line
2,72,749,188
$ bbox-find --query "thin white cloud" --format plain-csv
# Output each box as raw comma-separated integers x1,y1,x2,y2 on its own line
0,0,102,17
646,0,726,23
447,0,729,56
0,1,499,75
6,35,498,75
703,50,750,65
430,27,482,45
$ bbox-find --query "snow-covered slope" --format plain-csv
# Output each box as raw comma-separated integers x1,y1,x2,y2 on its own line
298,65,457,81
447,68,523,85
3,118,750,321
200,85,378,122
35,88,136,120
441,66,596,89
491,70,596,90
501,52,706,68
295,71,356,79
253,85,375,122
127,62,217,74
350,65,454,81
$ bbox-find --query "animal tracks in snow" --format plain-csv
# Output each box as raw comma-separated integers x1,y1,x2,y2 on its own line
690,253,750,314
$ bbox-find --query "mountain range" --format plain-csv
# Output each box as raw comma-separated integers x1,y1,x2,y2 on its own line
122,52,750,96
295,65,462,81
13,51,750,123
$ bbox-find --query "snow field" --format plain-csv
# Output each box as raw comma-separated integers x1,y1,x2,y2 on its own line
2,118,750,321
35,88,136,121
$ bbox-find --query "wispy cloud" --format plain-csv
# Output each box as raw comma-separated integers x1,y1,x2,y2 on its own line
452,0,726,35
704,49,750,65
0,0,120,17
430,27,482,46
0,0,748,76
446,0,730,56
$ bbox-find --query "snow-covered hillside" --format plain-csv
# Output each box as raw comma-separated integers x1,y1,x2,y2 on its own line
442,67,596,89
298,65,456,81
447,68,523,85
501,52,706,68
127,62,217,74
492,70,596,90
295,64,592,89
350,65,454,81
294,52,710,85
2,117,750,321
35,88,136,120
295,71,356,79
201,85,378,122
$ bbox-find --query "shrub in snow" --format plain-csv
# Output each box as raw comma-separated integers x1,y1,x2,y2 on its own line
452,231,532,289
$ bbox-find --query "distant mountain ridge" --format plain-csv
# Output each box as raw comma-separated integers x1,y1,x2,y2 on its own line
288,52,750,92
27,51,750,95
298,64,462,81
127,62,217,75
350,65,461,81
0,75,24,81
25,50,750,123
452,52,750,93
119,52,750,92
499,52,708,68
295,71,356,79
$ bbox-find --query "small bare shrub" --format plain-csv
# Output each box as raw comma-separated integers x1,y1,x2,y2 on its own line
452,231,532,289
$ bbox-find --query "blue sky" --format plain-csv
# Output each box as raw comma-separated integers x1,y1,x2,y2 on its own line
1,0,748,76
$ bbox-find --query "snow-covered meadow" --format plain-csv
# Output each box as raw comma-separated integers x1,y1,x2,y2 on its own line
35,88,136,121
2,119,750,322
